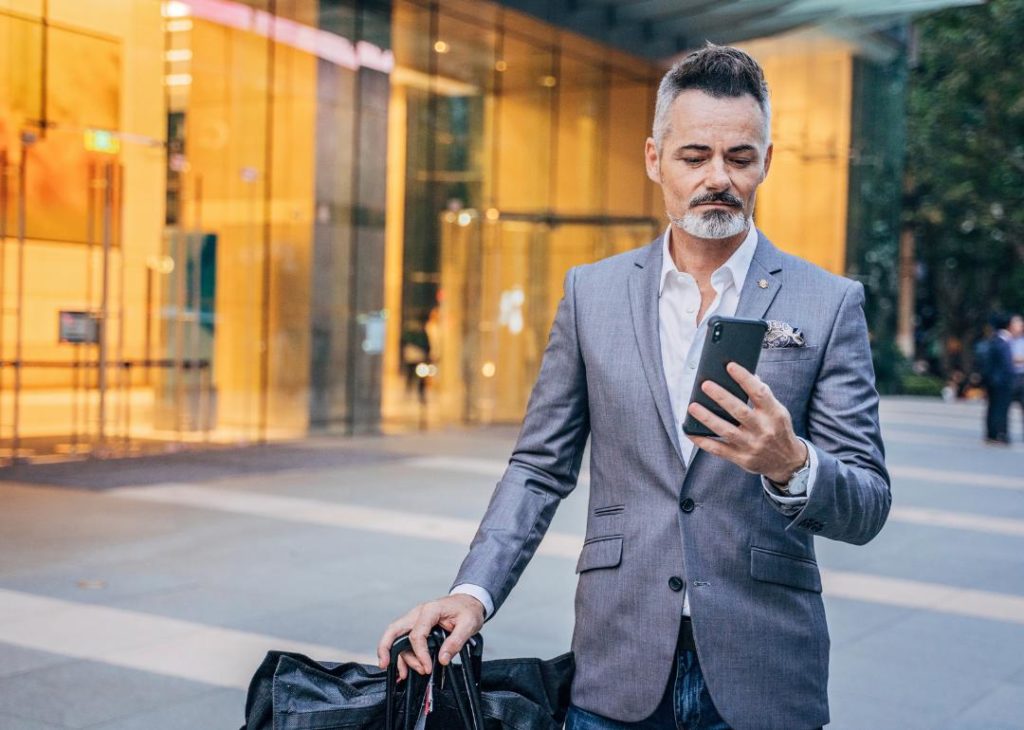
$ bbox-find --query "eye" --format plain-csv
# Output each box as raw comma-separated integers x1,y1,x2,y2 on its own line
682,157,704,165
731,158,753,167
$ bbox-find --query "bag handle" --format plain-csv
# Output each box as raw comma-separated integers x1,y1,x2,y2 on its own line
386,628,485,730
437,629,485,730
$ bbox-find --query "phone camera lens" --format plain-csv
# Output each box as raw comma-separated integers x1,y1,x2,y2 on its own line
712,324,722,342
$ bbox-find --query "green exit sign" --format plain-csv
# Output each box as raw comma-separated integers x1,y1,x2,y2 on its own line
84,129,120,155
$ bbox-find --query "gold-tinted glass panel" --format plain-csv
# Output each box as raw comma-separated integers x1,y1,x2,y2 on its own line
494,33,553,212
606,70,652,217
0,12,42,145
0,0,42,16
740,36,853,273
553,54,606,215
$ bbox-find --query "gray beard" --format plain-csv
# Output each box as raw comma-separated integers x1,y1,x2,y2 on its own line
671,208,749,240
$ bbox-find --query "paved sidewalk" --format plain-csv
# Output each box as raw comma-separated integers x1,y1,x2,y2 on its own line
0,396,1022,729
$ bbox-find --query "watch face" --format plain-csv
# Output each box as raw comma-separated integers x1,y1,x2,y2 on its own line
787,468,810,496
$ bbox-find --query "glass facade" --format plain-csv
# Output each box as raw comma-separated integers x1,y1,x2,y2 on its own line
0,0,391,460
381,0,663,427
0,0,902,461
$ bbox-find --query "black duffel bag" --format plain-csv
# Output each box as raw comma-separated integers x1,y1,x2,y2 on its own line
240,628,574,729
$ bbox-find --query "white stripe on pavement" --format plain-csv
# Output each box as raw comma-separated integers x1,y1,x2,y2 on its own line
821,572,1024,626
890,465,1024,491
882,429,1024,452
106,483,1024,626
408,454,1024,493
890,505,1024,537
109,483,481,545
404,456,590,485
0,589,372,689
400,456,512,479
106,483,585,559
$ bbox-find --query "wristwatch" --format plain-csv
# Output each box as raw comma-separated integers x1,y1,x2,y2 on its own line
769,446,811,496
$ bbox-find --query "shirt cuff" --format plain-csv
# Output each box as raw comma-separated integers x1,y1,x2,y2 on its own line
761,437,818,505
450,583,494,620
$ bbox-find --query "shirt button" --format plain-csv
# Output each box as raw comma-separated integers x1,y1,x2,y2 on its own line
668,576,684,592
686,305,696,313
680,498,695,513
687,361,697,369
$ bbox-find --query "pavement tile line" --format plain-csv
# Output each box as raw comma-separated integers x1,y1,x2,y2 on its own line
889,465,1024,491
0,589,373,691
890,506,1024,537
881,429,1024,452
406,455,1024,493
105,483,585,558
105,483,1024,628
820,573,1024,626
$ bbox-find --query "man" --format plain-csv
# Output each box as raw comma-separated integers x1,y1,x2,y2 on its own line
378,45,890,730
984,313,1016,445
1009,314,1024,439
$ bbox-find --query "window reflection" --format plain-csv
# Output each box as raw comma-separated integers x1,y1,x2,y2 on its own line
383,0,661,428
0,0,860,459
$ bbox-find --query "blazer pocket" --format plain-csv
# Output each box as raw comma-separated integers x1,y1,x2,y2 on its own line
750,546,822,593
758,345,820,364
576,535,623,574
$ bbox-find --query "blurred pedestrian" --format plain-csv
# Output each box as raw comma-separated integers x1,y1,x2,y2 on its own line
1010,314,1024,439
984,312,1014,445
401,316,431,403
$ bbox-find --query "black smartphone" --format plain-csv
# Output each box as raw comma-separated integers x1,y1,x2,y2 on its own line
682,315,768,437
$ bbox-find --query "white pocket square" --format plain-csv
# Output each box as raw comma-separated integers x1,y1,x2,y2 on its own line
763,320,806,348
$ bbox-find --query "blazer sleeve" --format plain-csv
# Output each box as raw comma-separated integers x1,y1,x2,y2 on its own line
782,280,892,545
449,266,591,617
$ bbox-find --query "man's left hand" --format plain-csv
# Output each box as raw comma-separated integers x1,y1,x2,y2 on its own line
687,362,807,483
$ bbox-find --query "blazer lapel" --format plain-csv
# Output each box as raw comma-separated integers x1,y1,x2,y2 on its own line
734,231,784,321
628,238,687,469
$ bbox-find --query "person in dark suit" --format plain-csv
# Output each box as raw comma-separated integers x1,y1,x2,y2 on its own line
984,312,1015,445
377,44,890,730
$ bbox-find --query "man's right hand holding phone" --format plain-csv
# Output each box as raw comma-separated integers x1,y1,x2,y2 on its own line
687,360,808,484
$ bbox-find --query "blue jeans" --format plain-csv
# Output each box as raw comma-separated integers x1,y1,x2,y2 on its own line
564,627,730,730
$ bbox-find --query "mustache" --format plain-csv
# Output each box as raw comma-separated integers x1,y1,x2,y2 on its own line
689,191,743,208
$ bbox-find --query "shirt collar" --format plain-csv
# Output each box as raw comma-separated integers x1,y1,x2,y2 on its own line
659,223,759,296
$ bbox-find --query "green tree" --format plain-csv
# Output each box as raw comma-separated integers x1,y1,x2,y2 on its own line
906,0,1024,376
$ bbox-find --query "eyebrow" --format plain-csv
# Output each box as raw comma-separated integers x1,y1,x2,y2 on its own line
673,143,759,155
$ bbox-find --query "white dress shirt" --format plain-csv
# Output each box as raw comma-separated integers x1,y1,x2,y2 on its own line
657,224,816,614
453,225,817,620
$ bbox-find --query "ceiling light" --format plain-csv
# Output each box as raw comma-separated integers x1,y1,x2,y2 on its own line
164,73,193,87
165,49,193,62
161,1,191,19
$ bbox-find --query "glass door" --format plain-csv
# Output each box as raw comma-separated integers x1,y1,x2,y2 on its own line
0,126,132,461
434,210,658,425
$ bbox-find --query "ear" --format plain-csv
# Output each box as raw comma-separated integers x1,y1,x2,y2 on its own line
644,137,661,184
761,142,773,180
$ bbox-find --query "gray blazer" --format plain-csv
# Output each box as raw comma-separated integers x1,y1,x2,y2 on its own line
451,232,890,730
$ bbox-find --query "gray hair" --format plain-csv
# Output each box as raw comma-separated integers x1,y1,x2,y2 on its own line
653,43,772,150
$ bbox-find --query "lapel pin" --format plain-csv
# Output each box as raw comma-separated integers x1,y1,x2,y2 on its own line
758,278,768,289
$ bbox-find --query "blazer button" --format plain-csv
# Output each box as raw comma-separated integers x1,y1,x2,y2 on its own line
668,576,684,592
680,498,695,513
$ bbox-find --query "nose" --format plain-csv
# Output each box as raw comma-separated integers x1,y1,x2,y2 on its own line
704,157,731,192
